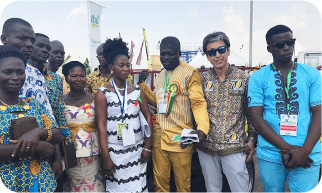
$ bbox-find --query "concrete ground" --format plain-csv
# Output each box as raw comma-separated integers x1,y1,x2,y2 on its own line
147,153,291,192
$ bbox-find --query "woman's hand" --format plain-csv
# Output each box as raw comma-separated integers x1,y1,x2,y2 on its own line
103,158,116,177
10,127,45,160
140,148,151,163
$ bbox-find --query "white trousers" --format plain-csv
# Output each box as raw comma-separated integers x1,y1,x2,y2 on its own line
198,150,249,192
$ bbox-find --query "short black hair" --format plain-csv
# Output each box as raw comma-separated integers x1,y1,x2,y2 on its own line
160,36,181,51
266,25,292,45
2,18,32,35
203,31,230,53
35,33,49,40
0,45,27,66
103,38,129,65
96,43,105,55
62,61,86,78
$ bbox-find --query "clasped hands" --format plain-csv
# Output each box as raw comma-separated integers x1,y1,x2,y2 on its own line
280,145,313,170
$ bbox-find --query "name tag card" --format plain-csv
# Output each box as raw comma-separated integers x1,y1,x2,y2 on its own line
158,102,167,114
280,114,297,136
117,122,128,141
122,126,136,147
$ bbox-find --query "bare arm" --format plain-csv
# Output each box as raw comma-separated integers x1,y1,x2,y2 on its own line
139,89,153,163
286,105,321,169
249,106,292,151
10,127,61,161
95,89,115,176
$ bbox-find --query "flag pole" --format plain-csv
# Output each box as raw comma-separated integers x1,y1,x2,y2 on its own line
143,28,152,70
87,0,91,72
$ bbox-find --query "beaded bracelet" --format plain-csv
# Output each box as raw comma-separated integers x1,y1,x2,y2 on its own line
46,129,52,142
143,148,151,152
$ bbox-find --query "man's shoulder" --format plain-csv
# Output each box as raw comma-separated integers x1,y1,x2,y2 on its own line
234,68,250,79
87,70,100,79
179,62,198,72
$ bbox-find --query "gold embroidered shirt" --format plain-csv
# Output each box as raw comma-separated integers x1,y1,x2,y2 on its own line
139,62,209,153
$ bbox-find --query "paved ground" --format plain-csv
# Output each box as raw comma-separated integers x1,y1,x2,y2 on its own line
147,153,291,192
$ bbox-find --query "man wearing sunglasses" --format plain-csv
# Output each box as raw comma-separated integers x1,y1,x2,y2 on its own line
248,24,321,192
196,31,257,192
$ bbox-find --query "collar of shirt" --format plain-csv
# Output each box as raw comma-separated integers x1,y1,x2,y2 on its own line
210,65,234,81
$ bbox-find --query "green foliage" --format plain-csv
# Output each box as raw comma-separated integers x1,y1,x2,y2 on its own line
83,57,91,74
62,54,71,66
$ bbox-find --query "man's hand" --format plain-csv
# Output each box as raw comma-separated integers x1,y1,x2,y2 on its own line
244,141,255,163
190,130,207,142
138,70,149,83
286,147,313,169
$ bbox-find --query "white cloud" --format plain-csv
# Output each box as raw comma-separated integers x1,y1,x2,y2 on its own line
66,2,87,19
221,7,249,63
189,9,198,17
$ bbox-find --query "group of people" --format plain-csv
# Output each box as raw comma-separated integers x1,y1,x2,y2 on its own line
0,16,320,193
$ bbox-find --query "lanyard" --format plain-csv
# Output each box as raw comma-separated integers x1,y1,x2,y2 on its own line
272,63,294,111
112,80,127,118
164,70,172,95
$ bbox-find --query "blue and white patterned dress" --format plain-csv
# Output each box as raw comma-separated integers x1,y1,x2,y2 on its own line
0,97,58,192
100,85,148,192
19,64,54,118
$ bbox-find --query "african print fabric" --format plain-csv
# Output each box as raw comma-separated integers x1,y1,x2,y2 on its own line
85,68,112,95
43,69,72,144
248,62,321,164
100,86,148,192
198,66,256,156
19,64,54,117
64,103,104,192
0,97,57,192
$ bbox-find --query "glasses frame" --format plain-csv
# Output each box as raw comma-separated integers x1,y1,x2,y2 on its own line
269,38,296,49
206,46,227,57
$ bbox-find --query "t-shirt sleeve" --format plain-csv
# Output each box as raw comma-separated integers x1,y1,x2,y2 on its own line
309,68,322,107
247,72,264,107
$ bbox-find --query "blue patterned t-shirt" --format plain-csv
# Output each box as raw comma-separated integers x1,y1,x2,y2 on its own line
247,62,321,164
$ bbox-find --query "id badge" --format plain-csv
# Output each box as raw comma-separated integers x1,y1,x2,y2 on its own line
280,114,297,136
122,126,136,147
158,101,167,114
117,122,128,141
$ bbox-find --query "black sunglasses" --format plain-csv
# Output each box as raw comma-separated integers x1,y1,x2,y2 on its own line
269,38,296,49
206,46,227,57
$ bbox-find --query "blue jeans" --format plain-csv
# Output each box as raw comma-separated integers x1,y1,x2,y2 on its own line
257,157,320,192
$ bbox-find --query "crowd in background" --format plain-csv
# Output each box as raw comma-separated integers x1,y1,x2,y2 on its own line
0,17,320,193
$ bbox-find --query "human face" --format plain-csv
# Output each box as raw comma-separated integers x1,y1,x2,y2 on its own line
0,57,26,95
267,32,294,63
96,46,108,68
30,36,51,63
206,40,230,70
111,55,130,81
1,24,35,60
67,66,86,91
48,42,65,70
160,47,180,70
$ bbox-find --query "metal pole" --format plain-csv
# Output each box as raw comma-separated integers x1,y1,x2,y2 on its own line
249,0,253,67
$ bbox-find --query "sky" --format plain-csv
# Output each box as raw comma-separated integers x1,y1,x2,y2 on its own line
0,0,321,69
0,1,322,192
